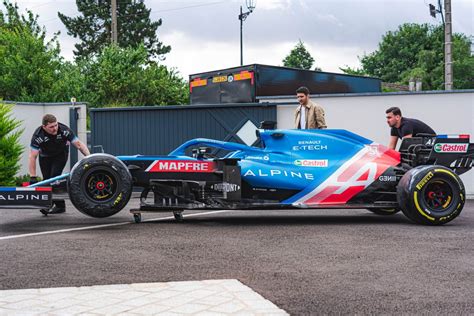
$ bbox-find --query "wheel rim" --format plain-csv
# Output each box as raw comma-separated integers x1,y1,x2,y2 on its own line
422,180,453,212
84,170,118,202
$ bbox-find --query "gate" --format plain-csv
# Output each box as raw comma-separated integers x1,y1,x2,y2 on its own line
90,103,277,156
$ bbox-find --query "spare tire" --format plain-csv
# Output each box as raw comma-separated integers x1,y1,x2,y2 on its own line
397,165,465,225
68,154,132,218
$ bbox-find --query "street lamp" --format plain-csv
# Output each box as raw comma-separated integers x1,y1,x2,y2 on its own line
239,0,256,66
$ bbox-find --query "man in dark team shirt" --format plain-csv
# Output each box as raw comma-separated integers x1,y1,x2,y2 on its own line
386,107,436,150
29,114,90,214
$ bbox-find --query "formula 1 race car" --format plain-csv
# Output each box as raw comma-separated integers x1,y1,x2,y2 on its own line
32,127,474,225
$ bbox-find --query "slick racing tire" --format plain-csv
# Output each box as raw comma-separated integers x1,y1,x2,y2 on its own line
367,208,401,216
397,165,465,225
68,154,132,218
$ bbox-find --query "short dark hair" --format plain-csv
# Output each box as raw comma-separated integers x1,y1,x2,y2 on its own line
296,86,310,95
42,114,57,126
386,107,402,116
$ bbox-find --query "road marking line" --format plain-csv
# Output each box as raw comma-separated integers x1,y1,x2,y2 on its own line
0,210,230,241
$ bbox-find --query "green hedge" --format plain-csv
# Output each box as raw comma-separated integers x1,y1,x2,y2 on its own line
0,103,23,186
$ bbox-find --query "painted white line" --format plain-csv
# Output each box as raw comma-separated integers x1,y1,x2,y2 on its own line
0,210,230,241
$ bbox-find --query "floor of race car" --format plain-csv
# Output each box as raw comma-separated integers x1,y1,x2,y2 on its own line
1,198,473,315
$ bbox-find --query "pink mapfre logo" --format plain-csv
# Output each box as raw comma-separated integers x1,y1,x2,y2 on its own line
146,160,216,173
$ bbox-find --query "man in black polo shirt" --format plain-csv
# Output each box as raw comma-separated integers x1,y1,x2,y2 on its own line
386,107,436,150
29,114,90,214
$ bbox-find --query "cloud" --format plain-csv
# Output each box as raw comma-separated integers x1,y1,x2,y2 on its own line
255,0,291,11
161,31,364,79
8,0,473,79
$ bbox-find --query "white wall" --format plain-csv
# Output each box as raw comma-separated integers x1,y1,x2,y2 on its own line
267,91,474,196
10,103,88,177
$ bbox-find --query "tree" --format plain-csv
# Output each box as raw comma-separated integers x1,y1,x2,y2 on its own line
0,1,67,102
0,0,43,36
58,0,171,60
0,103,23,186
283,40,316,70
348,23,473,90
80,45,188,108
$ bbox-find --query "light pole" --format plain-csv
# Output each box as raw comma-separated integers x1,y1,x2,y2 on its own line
429,0,453,90
239,0,256,66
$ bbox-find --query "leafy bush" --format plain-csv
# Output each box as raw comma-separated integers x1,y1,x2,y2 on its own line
14,174,40,187
0,103,23,186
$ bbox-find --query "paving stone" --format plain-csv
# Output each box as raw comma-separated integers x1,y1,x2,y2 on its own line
49,304,94,315
39,297,84,309
120,296,165,308
209,301,246,313
159,294,198,307
181,288,216,300
146,289,182,300
38,287,77,294
0,280,288,315
87,303,136,315
126,303,172,315
194,311,231,316
195,294,232,306
167,303,209,314
1,299,45,310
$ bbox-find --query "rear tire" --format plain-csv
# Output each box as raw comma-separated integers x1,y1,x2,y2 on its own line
367,208,400,216
68,154,132,218
397,165,465,225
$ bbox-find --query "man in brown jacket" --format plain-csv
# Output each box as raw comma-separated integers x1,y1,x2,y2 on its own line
294,86,327,129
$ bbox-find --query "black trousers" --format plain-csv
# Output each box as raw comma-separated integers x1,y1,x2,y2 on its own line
39,152,68,209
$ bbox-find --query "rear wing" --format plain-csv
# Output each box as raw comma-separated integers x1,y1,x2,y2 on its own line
399,134,473,175
428,134,473,174
0,187,53,209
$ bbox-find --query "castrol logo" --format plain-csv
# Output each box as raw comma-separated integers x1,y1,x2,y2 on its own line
434,143,468,153
294,159,328,167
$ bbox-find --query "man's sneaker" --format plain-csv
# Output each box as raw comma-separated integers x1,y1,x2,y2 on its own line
39,209,50,216
49,206,66,214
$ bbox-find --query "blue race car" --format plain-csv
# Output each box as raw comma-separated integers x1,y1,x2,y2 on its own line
63,127,473,225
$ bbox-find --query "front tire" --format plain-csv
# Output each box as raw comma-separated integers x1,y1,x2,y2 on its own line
68,154,132,218
397,165,465,225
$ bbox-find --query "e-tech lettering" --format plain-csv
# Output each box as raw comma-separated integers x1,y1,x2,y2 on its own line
293,140,328,151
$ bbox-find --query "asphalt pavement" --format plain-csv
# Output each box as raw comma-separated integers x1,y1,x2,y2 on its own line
1,198,473,315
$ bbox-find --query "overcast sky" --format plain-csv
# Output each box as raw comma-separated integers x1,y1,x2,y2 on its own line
10,0,474,79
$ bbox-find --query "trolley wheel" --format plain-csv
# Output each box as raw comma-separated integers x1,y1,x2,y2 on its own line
173,211,184,222
133,213,142,223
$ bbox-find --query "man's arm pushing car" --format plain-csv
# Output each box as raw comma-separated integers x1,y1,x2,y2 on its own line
388,134,413,150
28,149,40,181
72,139,90,157
28,139,89,181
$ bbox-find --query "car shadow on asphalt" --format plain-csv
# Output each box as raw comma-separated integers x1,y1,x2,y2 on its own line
143,213,415,226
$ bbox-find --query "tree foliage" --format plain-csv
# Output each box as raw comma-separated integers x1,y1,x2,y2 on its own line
345,23,474,90
0,0,43,35
0,1,188,106
0,103,23,186
80,45,188,108
283,40,316,70
0,1,67,102
58,0,171,60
